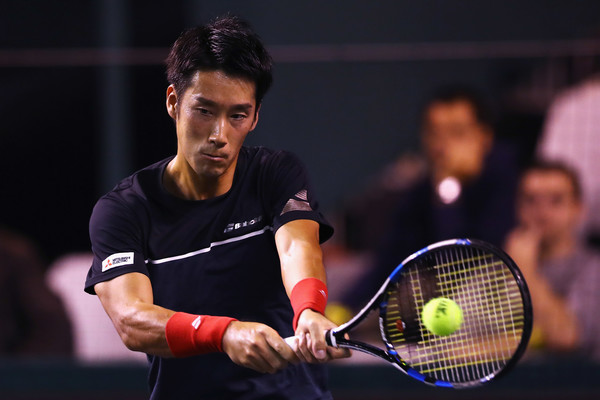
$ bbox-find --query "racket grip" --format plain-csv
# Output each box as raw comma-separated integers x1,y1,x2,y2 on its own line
283,330,336,350
325,329,335,347
283,336,299,351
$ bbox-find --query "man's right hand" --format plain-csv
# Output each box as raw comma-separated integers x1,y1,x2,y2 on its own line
221,321,299,374
504,226,541,276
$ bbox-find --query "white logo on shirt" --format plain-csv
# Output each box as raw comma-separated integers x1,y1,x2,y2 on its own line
224,215,263,233
102,252,135,272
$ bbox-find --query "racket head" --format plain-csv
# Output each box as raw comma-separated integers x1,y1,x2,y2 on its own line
377,238,532,388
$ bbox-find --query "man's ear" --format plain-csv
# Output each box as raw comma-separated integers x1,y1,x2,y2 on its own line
166,85,178,120
249,103,261,132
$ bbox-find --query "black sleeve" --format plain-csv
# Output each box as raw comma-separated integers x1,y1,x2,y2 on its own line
262,150,333,243
84,195,150,294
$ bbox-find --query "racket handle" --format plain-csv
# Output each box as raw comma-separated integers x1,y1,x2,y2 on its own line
283,329,336,350
283,336,298,350
325,329,336,347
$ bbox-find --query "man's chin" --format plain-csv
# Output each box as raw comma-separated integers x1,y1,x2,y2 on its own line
195,164,229,179
198,168,224,179
192,157,236,182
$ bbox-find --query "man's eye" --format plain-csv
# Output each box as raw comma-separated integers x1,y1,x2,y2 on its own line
232,114,247,120
197,108,211,115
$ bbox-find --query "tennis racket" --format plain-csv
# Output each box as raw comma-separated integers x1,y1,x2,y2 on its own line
287,238,532,388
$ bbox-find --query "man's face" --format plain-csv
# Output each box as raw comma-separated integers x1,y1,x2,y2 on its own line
517,170,582,243
422,100,492,182
166,70,259,184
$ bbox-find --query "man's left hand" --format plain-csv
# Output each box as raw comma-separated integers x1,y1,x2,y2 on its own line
292,309,351,363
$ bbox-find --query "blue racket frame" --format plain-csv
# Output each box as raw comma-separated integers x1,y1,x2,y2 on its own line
326,238,532,388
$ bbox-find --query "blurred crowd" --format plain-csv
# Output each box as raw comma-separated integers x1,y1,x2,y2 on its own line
328,76,600,363
1,76,599,365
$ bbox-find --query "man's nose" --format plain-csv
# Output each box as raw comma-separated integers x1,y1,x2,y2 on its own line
209,117,228,145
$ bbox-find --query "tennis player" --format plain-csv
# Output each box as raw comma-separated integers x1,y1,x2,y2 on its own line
84,15,349,399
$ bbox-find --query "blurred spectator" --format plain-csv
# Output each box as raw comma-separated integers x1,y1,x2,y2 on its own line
505,161,600,360
0,228,73,357
537,76,600,247
340,86,519,310
46,253,147,364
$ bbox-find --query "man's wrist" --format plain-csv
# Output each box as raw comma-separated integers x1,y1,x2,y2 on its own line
165,312,237,357
290,278,328,330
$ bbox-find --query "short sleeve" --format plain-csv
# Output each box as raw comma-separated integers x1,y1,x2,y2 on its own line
262,151,333,243
84,195,150,294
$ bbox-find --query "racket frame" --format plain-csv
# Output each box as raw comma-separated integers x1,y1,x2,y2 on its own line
327,238,533,388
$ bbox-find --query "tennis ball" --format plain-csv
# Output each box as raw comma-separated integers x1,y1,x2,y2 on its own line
325,302,353,326
422,297,463,336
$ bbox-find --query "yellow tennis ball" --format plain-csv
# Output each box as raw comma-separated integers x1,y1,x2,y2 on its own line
325,302,353,326
422,297,463,336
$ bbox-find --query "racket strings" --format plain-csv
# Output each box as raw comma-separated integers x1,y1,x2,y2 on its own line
383,246,526,385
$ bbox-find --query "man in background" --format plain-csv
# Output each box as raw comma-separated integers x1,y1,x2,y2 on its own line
341,87,518,310
537,76,600,247
505,161,600,360
0,228,72,357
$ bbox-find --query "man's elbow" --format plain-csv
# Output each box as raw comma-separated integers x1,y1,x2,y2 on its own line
113,311,146,352
119,330,145,352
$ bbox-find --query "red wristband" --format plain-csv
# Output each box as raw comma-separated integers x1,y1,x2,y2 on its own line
290,278,328,330
165,312,237,357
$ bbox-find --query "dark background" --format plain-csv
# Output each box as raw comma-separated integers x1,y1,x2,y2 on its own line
2,0,600,264
2,1,600,398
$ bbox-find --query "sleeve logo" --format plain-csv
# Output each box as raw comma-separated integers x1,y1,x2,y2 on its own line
102,252,135,272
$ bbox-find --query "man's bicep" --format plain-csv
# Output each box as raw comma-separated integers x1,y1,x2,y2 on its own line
275,219,320,251
275,219,325,294
95,272,154,318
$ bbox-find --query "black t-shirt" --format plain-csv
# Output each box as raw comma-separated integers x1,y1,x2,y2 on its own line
85,146,334,400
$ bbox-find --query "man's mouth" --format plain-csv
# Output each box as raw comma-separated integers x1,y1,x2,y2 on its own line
201,152,226,161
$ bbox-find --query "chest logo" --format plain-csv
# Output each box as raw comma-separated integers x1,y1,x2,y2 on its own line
224,215,263,233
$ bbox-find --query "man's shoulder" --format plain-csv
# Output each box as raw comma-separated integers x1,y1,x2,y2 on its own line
238,147,306,184
95,157,172,211
577,246,600,268
241,146,299,165
550,246,600,284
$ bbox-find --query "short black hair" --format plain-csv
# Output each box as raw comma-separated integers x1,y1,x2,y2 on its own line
521,159,583,201
165,15,273,105
421,85,493,128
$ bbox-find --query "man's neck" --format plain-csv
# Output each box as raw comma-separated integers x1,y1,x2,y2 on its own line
163,156,231,200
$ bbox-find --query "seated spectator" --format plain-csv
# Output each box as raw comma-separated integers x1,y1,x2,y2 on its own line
341,86,519,310
46,253,147,363
505,161,600,360
537,76,600,247
0,228,73,357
